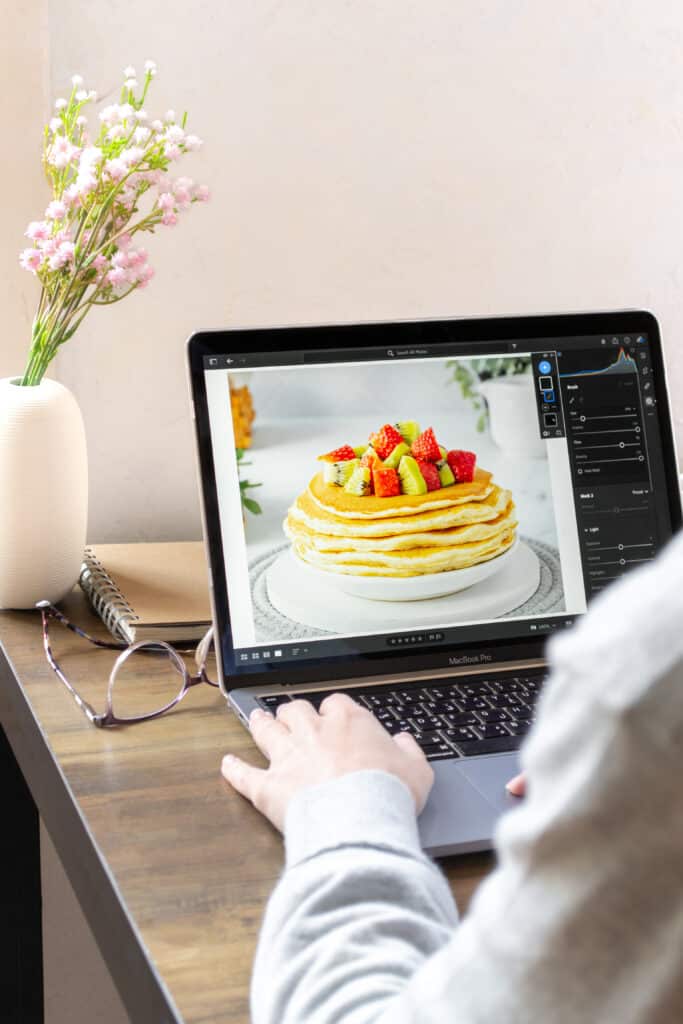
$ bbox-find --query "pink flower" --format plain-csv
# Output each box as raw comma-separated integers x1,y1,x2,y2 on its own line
48,136,80,169
99,105,121,125
48,249,69,270
122,146,144,167
104,157,127,181
161,211,178,227
93,253,108,271
150,119,163,132
80,146,103,167
184,134,202,152
107,266,128,286
49,117,62,134
144,60,157,76
19,248,43,273
117,233,133,249
55,98,67,110
58,241,76,262
173,176,194,193
158,192,175,211
75,172,97,195
25,221,50,241
164,143,181,160
165,124,185,143
76,115,88,128
137,264,155,288
195,184,210,202
64,184,82,207
107,125,126,141
133,126,151,145
45,199,67,221
75,90,88,102
112,249,129,268
174,188,191,210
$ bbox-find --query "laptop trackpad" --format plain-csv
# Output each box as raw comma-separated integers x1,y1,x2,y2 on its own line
418,755,521,856
459,754,521,814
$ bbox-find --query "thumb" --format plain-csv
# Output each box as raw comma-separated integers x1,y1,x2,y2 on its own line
221,753,266,804
393,730,428,762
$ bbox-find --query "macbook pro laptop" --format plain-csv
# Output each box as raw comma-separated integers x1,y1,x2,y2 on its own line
188,311,681,856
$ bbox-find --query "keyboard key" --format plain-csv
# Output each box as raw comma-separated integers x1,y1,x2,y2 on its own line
455,734,521,757
474,708,508,724
442,712,479,727
506,719,531,736
480,723,511,740
444,725,479,743
259,694,292,708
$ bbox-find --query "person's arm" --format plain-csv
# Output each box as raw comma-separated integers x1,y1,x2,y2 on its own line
223,535,683,1024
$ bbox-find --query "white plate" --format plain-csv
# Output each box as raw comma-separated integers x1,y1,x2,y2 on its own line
265,541,541,633
294,538,518,602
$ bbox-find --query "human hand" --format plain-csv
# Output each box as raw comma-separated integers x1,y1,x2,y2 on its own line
221,693,434,832
506,772,526,797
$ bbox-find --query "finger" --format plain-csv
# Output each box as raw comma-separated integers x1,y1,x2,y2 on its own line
319,691,362,716
221,753,267,804
249,708,291,760
393,731,429,762
505,772,526,797
277,698,320,730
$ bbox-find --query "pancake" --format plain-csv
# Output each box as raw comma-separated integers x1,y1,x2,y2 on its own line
309,467,493,520
285,501,517,552
284,460,517,579
292,529,517,577
288,484,511,539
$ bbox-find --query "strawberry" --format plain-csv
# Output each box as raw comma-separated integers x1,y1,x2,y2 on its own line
372,466,401,498
369,424,404,460
416,460,441,491
446,449,477,483
411,427,441,463
317,444,357,462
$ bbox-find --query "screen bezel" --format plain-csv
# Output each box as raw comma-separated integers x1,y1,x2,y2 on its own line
187,309,681,690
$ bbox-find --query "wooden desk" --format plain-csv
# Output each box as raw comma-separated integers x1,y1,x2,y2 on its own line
1,590,493,1024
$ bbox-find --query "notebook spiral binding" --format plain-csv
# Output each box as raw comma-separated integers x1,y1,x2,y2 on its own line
79,548,139,643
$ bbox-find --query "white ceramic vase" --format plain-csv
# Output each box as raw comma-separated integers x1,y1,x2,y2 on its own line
478,374,546,458
0,377,88,608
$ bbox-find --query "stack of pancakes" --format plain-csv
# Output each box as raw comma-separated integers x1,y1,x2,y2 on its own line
284,467,517,577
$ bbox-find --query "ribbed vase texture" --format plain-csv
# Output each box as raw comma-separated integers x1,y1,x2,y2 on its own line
0,377,87,608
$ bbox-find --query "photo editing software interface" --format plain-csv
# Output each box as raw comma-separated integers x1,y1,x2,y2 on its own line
203,332,673,671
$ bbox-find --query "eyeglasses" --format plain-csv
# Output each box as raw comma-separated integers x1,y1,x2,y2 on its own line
38,601,220,728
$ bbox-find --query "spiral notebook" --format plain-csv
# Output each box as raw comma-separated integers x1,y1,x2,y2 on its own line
79,542,211,643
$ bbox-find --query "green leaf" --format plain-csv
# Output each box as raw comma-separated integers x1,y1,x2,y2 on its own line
242,497,262,515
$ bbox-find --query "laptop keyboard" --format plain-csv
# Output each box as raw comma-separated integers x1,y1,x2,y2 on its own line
256,671,545,761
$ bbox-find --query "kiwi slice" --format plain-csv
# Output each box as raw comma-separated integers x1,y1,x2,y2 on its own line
344,465,372,496
395,420,421,446
323,458,360,486
397,455,427,495
353,445,366,457
383,441,410,468
436,458,455,486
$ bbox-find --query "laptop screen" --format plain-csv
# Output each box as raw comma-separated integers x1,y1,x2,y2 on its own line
192,315,679,681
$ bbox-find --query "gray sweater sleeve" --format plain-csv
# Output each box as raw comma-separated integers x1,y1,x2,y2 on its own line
251,533,683,1024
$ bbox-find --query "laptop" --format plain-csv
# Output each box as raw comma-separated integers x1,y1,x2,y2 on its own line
187,310,681,856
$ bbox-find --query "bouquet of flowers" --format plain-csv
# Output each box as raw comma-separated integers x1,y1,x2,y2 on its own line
18,61,209,386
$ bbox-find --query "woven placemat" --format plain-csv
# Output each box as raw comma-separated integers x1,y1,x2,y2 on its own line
249,537,565,643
